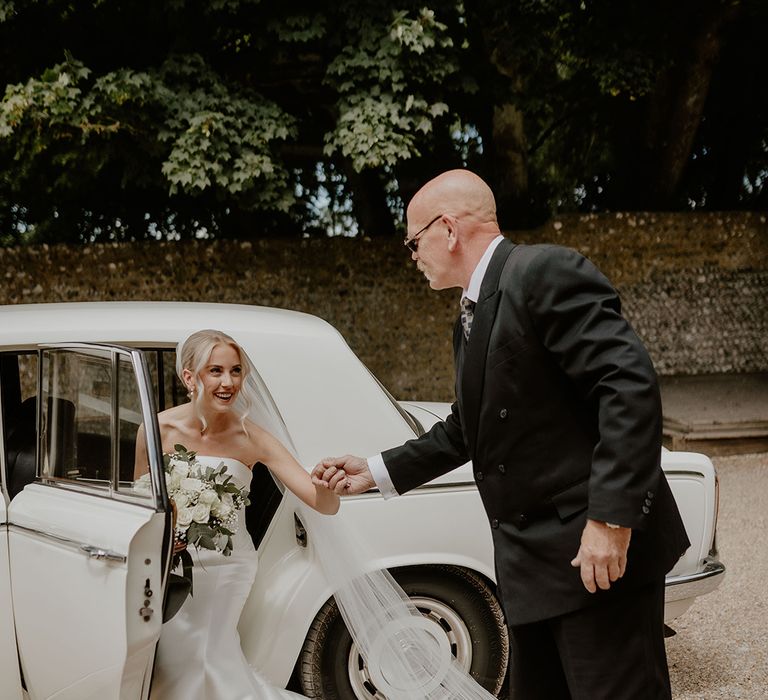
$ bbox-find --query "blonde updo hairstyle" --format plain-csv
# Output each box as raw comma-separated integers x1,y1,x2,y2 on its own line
176,329,255,435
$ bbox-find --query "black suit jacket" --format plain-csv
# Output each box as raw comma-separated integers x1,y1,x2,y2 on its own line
382,240,690,625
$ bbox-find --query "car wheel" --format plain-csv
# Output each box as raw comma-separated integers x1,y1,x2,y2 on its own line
298,564,509,699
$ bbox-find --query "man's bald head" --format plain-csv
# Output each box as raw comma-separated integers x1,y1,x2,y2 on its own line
407,169,498,229
404,169,502,291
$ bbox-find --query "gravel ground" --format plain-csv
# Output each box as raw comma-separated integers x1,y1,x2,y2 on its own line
667,452,768,699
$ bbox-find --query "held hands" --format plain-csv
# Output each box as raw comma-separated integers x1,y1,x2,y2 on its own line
570,519,632,593
311,455,374,495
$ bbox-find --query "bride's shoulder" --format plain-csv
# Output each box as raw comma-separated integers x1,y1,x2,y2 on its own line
158,404,192,431
243,417,271,440
242,419,283,454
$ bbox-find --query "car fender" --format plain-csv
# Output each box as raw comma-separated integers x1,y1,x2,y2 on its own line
237,485,497,687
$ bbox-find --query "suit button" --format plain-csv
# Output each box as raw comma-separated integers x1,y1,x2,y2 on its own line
491,519,499,529
647,491,655,499
498,464,506,474
642,505,650,514
476,471,484,481
644,498,652,506
499,408,508,419
518,513,528,526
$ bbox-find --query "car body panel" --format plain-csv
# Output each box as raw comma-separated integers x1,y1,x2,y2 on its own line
9,486,166,700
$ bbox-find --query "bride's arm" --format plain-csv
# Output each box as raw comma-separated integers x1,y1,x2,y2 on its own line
252,428,344,515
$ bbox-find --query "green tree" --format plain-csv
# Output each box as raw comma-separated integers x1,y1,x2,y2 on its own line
0,0,765,243
0,0,471,242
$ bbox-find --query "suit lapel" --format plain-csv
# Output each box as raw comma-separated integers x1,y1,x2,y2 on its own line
460,238,516,452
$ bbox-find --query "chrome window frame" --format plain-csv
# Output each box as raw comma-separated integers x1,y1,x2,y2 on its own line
35,343,168,513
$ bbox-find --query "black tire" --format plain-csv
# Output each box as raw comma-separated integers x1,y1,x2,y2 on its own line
298,564,509,699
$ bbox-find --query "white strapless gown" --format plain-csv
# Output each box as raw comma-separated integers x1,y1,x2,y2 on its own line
151,457,305,700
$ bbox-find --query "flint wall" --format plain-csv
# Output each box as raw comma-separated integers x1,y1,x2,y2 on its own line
1,211,766,401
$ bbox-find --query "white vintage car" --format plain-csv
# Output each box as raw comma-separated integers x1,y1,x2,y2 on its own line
0,302,724,700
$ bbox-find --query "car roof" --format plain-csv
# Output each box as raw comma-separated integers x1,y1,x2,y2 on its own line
0,301,416,466
0,301,337,347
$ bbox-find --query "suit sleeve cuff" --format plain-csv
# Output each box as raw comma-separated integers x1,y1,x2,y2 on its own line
368,453,399,500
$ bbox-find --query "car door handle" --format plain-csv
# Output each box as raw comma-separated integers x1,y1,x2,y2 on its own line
10,522,127,564
80,544,127,563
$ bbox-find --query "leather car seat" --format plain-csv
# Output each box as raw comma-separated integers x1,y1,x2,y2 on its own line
6,396,77,498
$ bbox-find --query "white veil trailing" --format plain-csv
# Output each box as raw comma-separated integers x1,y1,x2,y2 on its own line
234,357,501,700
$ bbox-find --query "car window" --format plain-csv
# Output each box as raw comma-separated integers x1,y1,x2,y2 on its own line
160,350,187,409
138,349,187,412
40,348,152,501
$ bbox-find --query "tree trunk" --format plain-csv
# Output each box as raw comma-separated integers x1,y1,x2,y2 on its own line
489,102,531,228
344,167,396,238
641,0,741,208
471,4,532,228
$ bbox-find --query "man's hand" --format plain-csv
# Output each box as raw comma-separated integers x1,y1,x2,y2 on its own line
312,455,374,495
570,519,632,593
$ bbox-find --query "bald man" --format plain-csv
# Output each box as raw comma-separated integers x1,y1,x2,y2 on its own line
313,170,689,699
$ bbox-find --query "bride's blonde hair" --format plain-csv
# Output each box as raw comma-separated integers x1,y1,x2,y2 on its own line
177,329,256,435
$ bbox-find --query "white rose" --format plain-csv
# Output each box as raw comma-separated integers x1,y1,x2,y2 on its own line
168,472,182,490
213,501,232,518
176,507,193,529
180,477,204,493
171,460,190,478
212,492,234,518
192,503,211,524
173,492,191,509
198,489,218,505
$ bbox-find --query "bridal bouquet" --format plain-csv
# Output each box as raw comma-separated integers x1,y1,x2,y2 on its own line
135,444,250,616
162,444,251,558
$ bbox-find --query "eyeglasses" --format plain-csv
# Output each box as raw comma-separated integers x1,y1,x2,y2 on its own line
404,214,443,253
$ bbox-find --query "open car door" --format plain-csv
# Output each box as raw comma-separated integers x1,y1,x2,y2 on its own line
6,344,171,700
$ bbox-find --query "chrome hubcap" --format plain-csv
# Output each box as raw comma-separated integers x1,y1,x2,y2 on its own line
346,595,473,699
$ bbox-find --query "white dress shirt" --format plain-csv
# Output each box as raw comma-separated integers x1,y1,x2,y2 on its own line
369,235,505,498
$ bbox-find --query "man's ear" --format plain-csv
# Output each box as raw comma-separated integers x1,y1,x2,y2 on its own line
446,217,458,252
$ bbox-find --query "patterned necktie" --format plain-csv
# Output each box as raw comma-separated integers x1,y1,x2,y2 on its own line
460,296,476,340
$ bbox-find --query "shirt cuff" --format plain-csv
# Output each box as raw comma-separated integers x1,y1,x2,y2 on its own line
368,454,399,500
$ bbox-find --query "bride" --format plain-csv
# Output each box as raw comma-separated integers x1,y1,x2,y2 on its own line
136,329,345,699
138,328,499,700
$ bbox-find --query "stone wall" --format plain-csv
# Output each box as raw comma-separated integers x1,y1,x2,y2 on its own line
1,211,766,401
